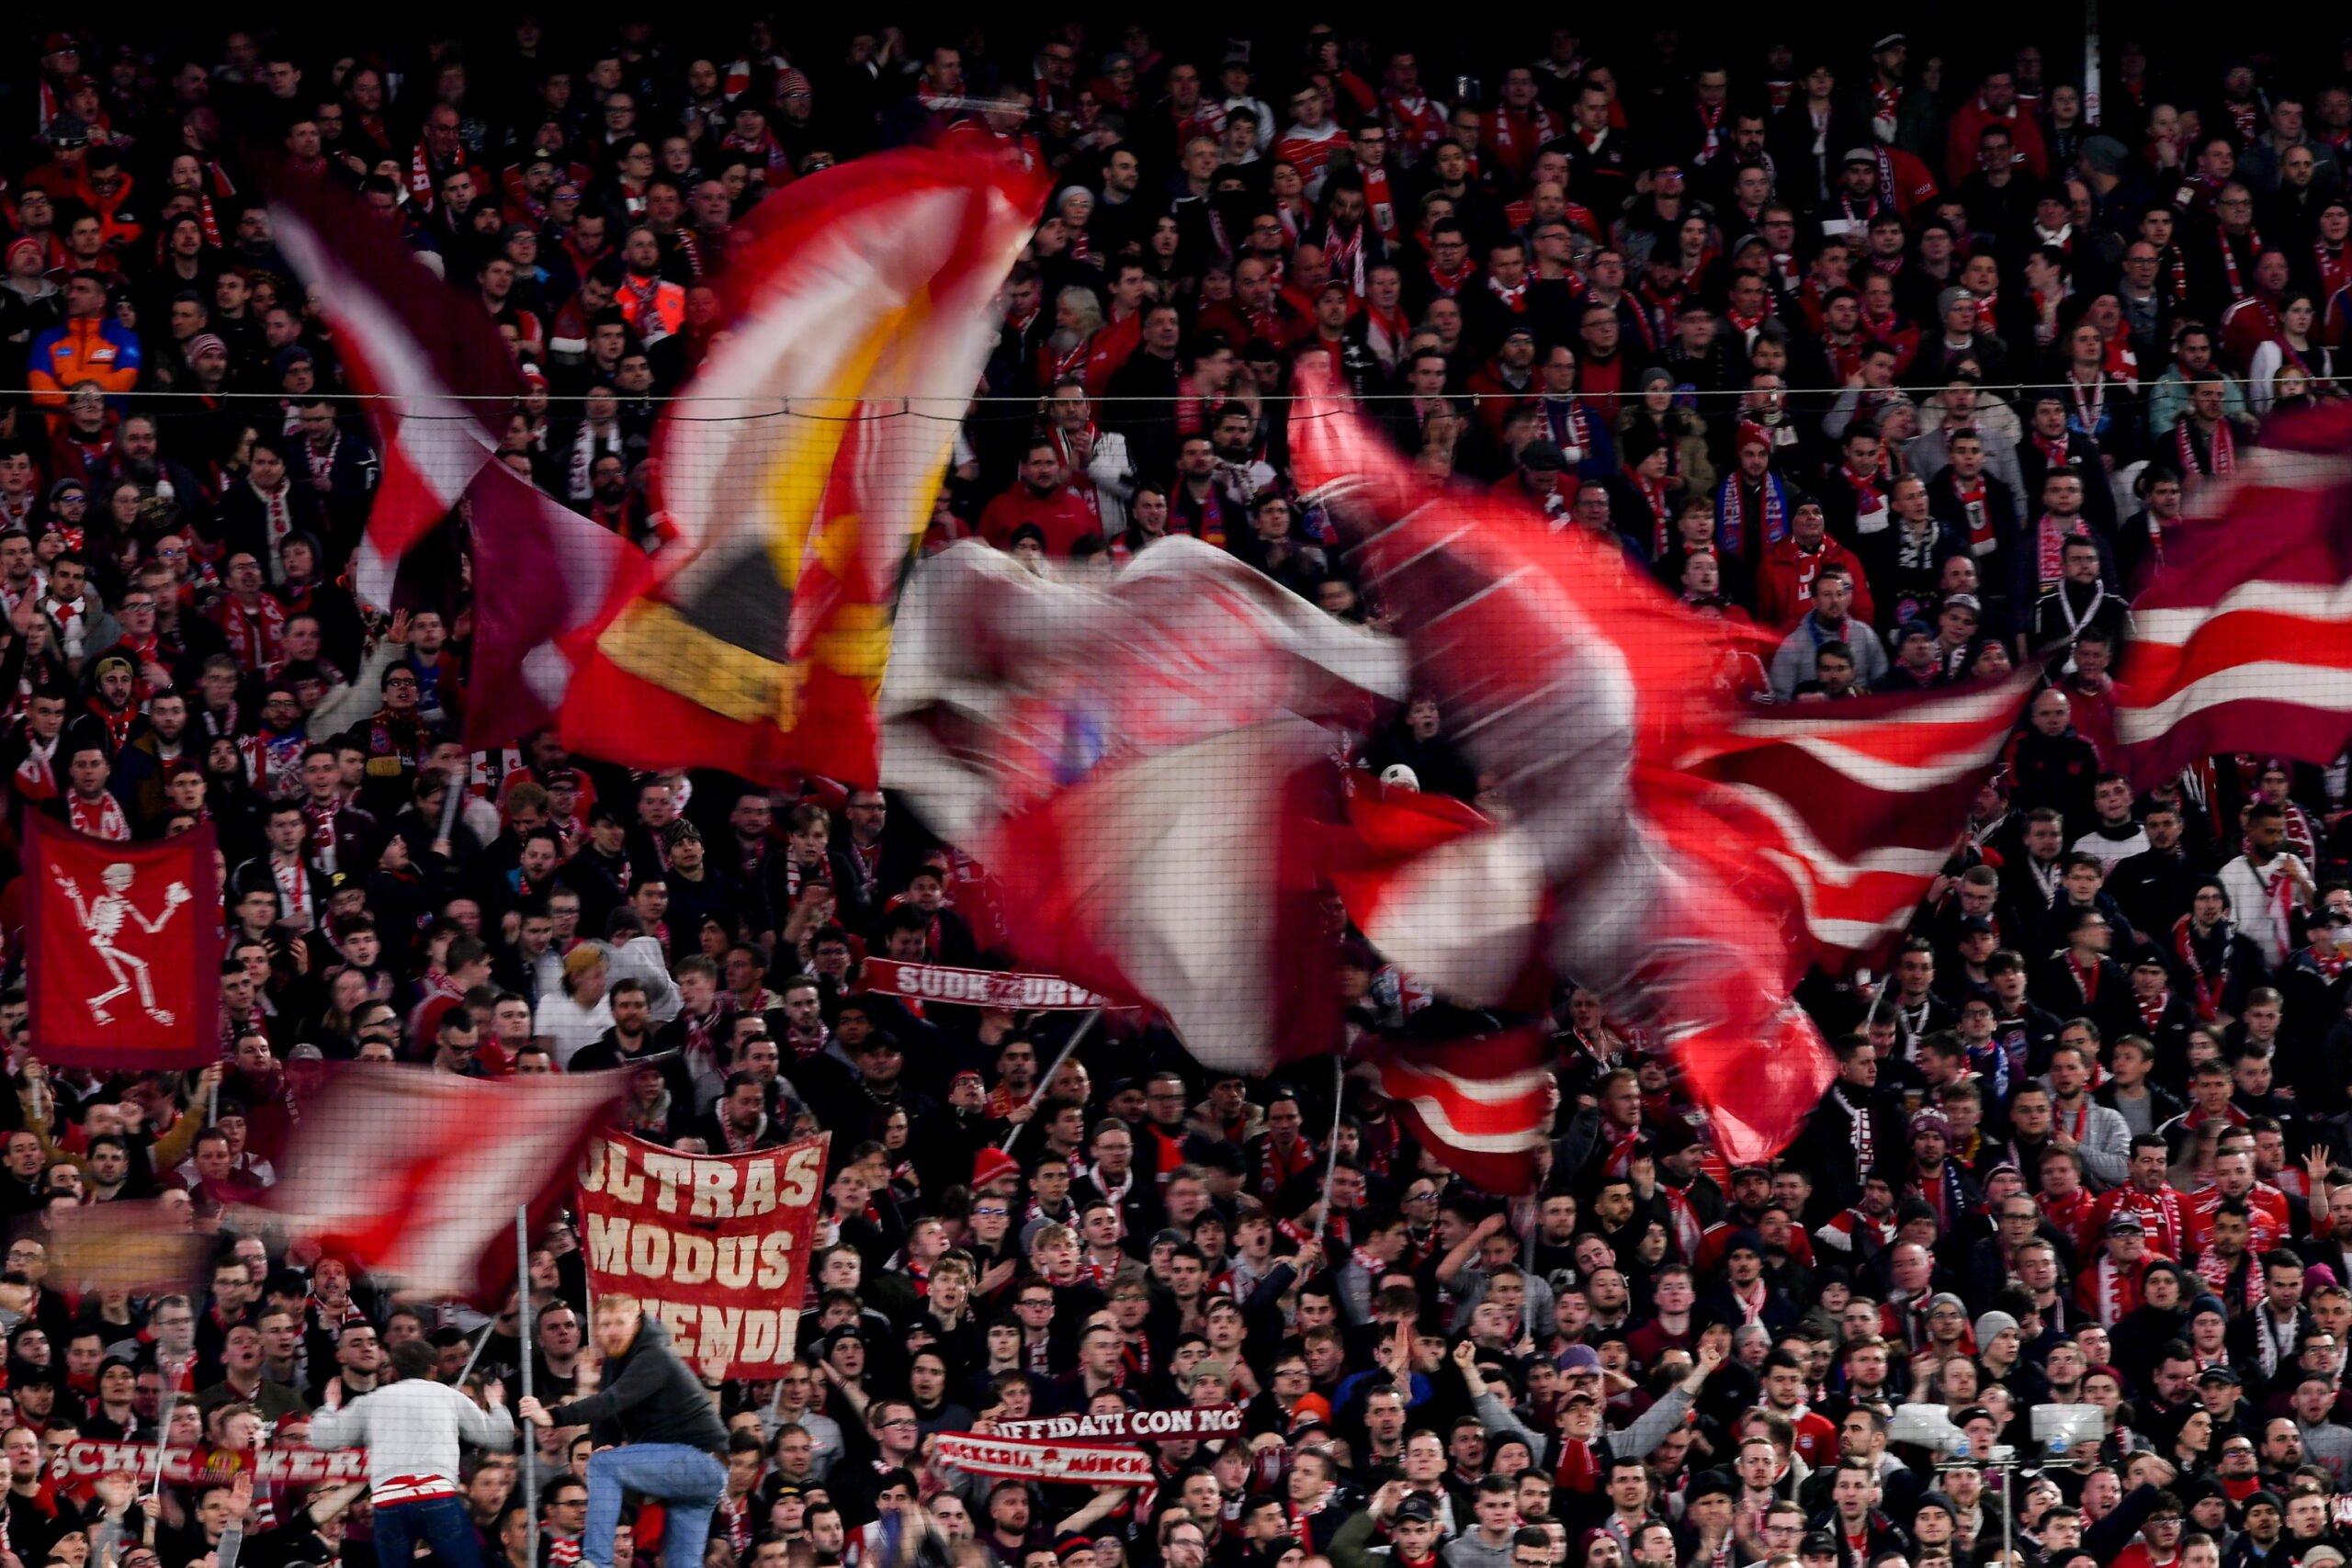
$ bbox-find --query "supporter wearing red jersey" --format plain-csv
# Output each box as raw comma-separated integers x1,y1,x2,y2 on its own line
2090,1134,2189,1259
2186,1145,2291,1255
1755,501,1876,632
978,439,1103,558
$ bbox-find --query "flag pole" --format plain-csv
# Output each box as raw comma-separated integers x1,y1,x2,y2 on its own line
453,1321,493,1387
998,1010,1102,1151
1317,1049,1348,1241
149,1356,183,1500
517,1205,538,1568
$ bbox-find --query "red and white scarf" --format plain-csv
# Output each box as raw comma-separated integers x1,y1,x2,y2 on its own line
1693,99,1726,164
1623,466,1674,557
2177,416,2235,477
2172,916,2230,1021
1951,472,1995,553
1488,104,1563,164
1424,257,1476,297
251,479,296,571
1359,164,1400,240
2317,241,2351,301
2219,228,2265,301
1843,464,1889,532
13,736,59,800
69,792,131,840
2033,513,2090,592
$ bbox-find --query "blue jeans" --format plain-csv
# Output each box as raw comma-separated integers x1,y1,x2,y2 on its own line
583,1444,728,1568
373,1493,488,1568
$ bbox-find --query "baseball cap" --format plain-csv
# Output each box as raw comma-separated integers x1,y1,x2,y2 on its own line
1801,1533,1839,1558
1556,1344,1602,1374
1396,1495,1439,1524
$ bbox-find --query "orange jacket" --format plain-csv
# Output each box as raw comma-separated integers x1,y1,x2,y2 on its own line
27,314,142,412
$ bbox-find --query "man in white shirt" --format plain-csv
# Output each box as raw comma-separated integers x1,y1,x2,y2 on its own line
2219,804,2316,968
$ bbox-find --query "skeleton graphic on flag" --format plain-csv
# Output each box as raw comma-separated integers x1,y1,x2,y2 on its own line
51,861,191,1025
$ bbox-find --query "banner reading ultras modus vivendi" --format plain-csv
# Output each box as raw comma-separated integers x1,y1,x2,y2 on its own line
575,1133,829,1380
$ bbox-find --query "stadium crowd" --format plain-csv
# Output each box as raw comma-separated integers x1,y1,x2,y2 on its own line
0,14,2350,1568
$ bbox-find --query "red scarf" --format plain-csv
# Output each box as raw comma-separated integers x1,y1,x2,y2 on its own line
1488,103,1563,162
2161,246,2191,305
69,792,130,840
2065,951,2102,1002
1324,220,1368,295
1693,99,1726,163
86,698,133,750
1972,289,1999,331
1623,465,1673,556
2177,416,2235,477
2219,228,2265,300
2034,512,2089,592
1425,257,1476,297
1872,81,1903,129
2317,241,2352,301
1359,164,1399,240
1488,274,1531,310
2172,916,2228,1021
1843,464,1889,530
2103,333,2140,386
1952,472,1994,552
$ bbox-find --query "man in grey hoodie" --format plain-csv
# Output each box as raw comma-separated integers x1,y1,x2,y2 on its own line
520,1297,729,1568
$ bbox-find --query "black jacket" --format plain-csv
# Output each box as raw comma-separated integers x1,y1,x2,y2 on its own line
544,1314,729,1451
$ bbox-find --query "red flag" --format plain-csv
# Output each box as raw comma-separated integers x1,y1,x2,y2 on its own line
880,538,1412,1079
2116,402,2352,785
1288,367,1832,1163
258,1065,625,1304
981,718,1343,1079
560,151,1046,784
268,173,516,608
459,458,645,751
1670,673,2038,965
28,817,220,1067
1355,1025,1555,1194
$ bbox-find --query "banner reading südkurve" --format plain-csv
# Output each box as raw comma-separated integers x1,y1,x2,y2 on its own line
576,1132,829,1381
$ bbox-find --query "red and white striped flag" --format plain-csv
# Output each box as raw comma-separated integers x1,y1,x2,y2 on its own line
2117,403,2352,784
1289,367,1833,1163
979,716,1344,1080
1671,672,2038,964
269,172,517,609
255,1065,624,1303
1353,1026,1555,1194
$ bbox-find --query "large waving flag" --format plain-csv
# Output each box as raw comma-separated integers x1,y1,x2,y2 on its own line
254,1066,624,1303
560,152,1047,784
270,175,516,609
2117,402,2352,785
1287,368,1833,1163
465,457,649,750
1673,673,2038,964
882,539,1409,1074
